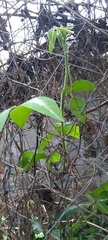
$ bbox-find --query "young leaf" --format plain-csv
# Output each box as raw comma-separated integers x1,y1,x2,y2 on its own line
24,153,46,171
19,151,46,171
49,42,53,55
72,80,96,93
47,28,57,54
0,107,13,131
54,122,80,139
19,151,34,168
58,26,73,34
69,97,86,124
10,106,32,128
54,123,61,132
64,122,80,139
22,96,64,122
57,30,67,50
39,131,56,153
48,26,73,53
48,152,60,163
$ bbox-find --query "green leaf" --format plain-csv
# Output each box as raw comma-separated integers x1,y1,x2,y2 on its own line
48,26,73,53
54,123,61,131
98,191,108,201
31,217,44,237
1,215,6,221
86,193,95,204
49,42,53,55
96,201,108,214
22,96,64,122
51,229,60,240
58,26,73,34
19,151,46,170
24,153,46,171
48,152,60,163
47,28,57,54
55,122,80,139
57,30,66,49
19,151,34,168
35,232,44,239
56,204,86,220
10,106,32,128
88,182,108,198
72,80,96,93
64,122,80,139
0,107,14,131
66,87,71,94
2,235,7,240
69,97,86,124
39,131,56,153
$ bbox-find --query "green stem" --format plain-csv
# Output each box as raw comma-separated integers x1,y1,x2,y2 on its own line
60,44,69,173
61,45,68,117
60,45,69,209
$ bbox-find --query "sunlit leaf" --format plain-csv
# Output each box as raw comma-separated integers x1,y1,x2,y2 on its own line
55,122,80,139
54,123,61,133
19,151,34,168
35,232,44,239
69,97,86,124
49,42,53,54
1,215,6,221
10,106,32,128
24,153,46,171
72,80,96,93
66,87,71,94
39,131,56,152
22,96,64,122
58,26,73,34
19,151,46,170
64,122,80,139
2,235,7,240
57,30,67,50
47,28,57,54
48,152,60,162
57,31,65,48
0,108,12,131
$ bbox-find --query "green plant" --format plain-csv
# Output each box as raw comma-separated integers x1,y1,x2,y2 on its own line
0,25,97,239
0,25,96,172
70,183,108,239
86,182,108,215
30,216,45,239
47,183,108,240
